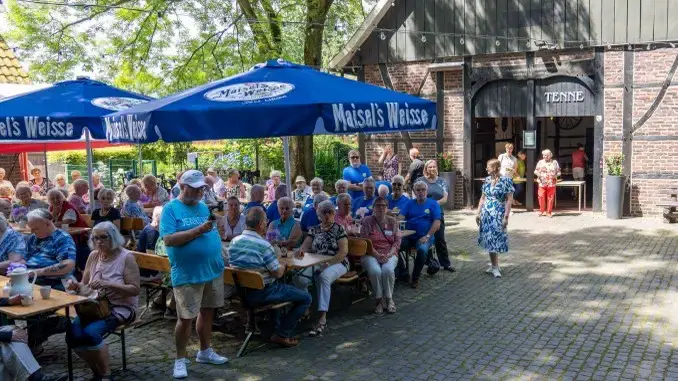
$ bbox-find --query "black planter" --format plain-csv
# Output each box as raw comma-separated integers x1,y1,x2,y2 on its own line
440,171,456,211
606,175,627,219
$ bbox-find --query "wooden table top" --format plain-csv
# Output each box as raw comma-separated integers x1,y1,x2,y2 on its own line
10,224,91,235
556,180,586,186
401,229,416,238
0,276,88,319
278,253,333,269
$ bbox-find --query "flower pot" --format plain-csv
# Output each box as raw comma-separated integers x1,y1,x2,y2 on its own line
440,171,456,211
606,175,627,219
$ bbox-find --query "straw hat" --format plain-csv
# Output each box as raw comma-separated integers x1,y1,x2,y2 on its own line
295,176,306,183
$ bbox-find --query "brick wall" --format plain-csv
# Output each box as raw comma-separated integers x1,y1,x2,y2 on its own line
628,48,678,215
363,60,466,208
0,154,22,184
602,51,624,210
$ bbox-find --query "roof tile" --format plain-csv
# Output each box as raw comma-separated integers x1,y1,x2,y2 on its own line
0,36,30,84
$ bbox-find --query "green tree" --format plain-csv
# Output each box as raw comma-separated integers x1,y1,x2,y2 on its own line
4,0,371,178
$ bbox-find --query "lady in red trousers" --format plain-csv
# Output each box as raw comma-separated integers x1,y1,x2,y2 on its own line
534,149,561,217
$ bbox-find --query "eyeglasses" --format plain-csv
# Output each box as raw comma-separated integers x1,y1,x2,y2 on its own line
92,235,109,242
392,183,403,187
350,156,360,159
374,203,387,208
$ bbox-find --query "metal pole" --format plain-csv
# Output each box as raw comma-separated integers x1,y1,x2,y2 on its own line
85,128,95,206
138,144,143,177
282,136,292,197
43,147,49,186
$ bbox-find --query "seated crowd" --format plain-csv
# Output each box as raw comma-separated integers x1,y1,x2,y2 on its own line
0,147,453,379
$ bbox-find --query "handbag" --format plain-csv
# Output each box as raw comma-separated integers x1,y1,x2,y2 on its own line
426,255,441,275
74,265,111,325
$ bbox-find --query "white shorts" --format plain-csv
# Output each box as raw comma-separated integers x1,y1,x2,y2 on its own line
572,167,585,180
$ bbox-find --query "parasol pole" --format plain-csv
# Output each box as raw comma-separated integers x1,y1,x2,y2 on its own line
85,128,95,206
138,144,143,176
43,146,49,186
282,136,292,197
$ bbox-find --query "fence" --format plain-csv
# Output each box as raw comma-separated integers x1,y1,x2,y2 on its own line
64,159,156,190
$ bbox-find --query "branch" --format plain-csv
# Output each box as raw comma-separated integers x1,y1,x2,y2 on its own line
173,13,244,77
237,0,274,58
261,0,282,56
51,0,136,36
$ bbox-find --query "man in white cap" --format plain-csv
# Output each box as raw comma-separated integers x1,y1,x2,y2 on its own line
160,170,227,379
206,168,224,196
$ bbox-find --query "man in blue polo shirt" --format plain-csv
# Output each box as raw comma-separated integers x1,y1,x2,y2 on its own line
398,180,441,288
243,184,266,215
300,194,328,234
343,150,372,199
351,178,376,218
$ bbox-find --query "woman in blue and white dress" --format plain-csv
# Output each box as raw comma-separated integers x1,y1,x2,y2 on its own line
476,158,514,278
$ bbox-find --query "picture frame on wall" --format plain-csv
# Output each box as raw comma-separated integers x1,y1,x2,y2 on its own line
523,130,537,149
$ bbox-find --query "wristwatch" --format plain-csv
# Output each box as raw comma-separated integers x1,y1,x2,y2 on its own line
425,234,431,239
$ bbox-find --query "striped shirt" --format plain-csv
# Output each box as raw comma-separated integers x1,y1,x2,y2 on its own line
229,230,280,285
0,228,27,261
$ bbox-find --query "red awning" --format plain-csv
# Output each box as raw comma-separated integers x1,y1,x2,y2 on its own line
0,140,124,154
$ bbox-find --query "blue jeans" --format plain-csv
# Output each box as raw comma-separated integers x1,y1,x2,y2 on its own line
246,281,312,338
66,315,120,350
399,236,435,282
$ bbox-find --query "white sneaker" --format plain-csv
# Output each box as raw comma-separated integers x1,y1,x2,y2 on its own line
485,264,493,274
196,347,229,365
173,358,188,379
492,267,502,278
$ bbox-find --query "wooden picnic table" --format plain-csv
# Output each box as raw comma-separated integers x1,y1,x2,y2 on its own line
0,275,88,381
10,224,91,235
278,253,333,269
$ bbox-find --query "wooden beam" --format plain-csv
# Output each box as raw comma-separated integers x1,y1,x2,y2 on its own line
357,66,366,158
463,56,473,208
592,48,605,213
436,72,445,155
622,50,634,216
525,52,536,212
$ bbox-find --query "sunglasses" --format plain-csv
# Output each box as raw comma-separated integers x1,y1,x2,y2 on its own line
350,156,360,159
392,183,403,187
92,235,109,242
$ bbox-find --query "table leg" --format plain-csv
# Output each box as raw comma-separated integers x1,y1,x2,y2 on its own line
584,183,587,210
578,184,582,212
66,306,73,381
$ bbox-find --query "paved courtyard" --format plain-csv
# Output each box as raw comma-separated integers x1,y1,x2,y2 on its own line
41,211,678,380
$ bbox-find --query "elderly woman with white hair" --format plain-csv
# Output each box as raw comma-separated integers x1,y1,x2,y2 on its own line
121,184,150,224
329,180,350,206
0,168,13,193
268,197,302,249
303,177,329,212
534,149,561,217
47,188,89,228
10,184,48,223
296,200,349,337
266,170,283,202
54,173,68,191
202,176,219,207
334,193,354,234
0,214,26,274
141,174,169,208
387,175,409,213
91,188,121,229
68,178,89,214
66,221,140,381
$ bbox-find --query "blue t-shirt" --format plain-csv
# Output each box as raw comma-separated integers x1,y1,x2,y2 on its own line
160,199,224,287
243,201,265,216
387,194,410,211
300,208,320,232
352,195,376,217
266,200,280,224
343,165,372,199
0,228,26,261
25,229,76,272
399,198,441,239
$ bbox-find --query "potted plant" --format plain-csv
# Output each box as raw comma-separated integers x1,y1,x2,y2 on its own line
604,153,626,219
437,152,456,211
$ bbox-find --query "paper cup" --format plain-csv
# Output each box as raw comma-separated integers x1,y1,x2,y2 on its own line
61,224,69,230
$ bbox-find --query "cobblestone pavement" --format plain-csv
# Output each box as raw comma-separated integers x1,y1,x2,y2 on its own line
40,211,678,380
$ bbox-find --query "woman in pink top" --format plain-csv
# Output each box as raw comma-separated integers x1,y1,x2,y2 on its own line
66,221,140,381
360,196,401,314
266,170,282,202
334,193,354,234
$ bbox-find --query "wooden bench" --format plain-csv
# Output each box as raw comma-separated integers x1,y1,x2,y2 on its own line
130,251,172,325
80,214,93,227
57,306,141,371
223,267,291,357
658,187,678,223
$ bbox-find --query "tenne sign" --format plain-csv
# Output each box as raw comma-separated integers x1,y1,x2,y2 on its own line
545,91,585,103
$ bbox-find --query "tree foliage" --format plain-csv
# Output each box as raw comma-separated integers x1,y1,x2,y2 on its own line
4,0,373,178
